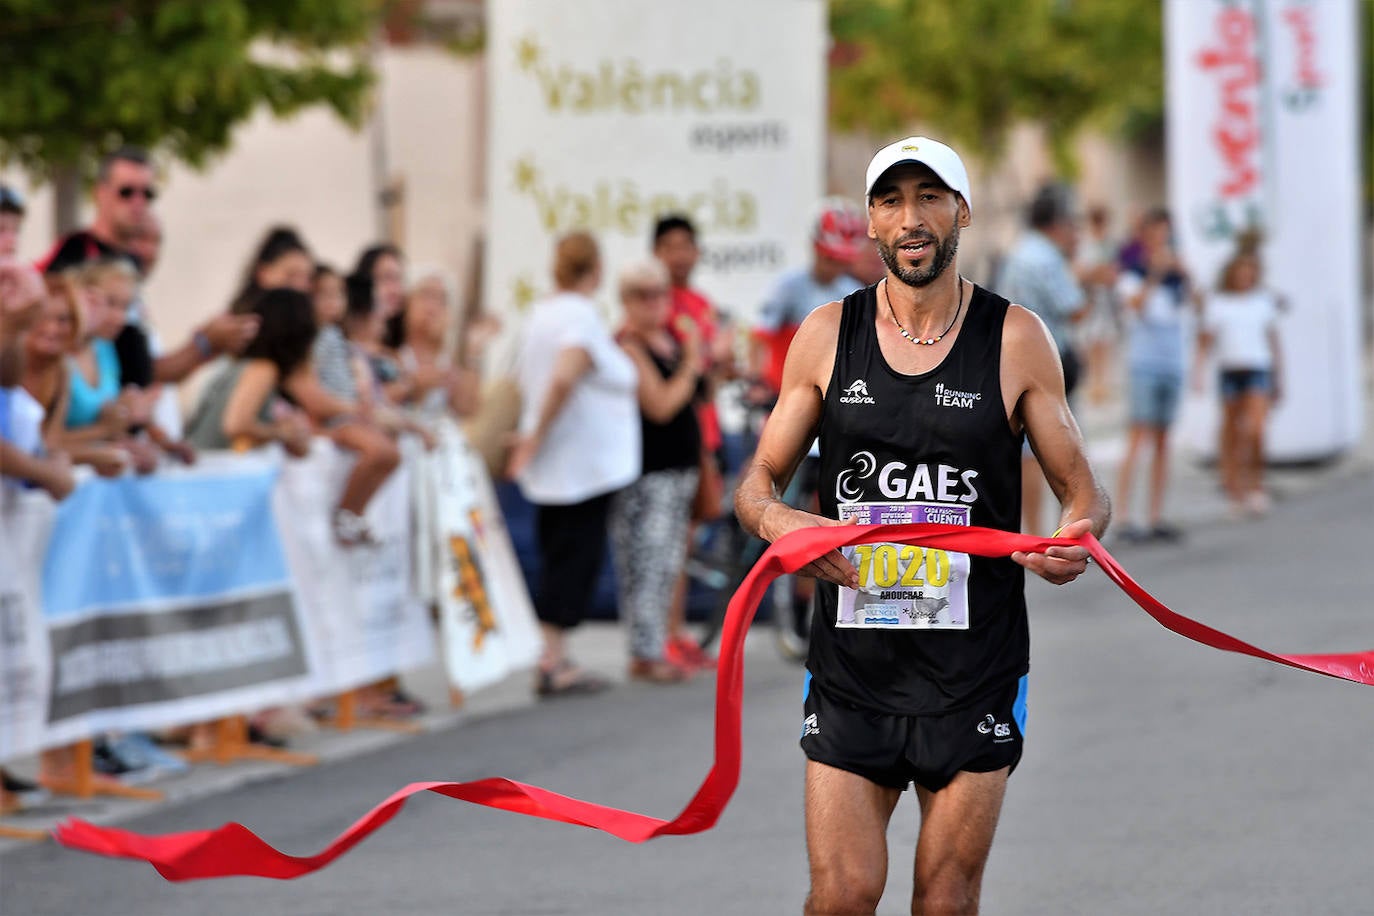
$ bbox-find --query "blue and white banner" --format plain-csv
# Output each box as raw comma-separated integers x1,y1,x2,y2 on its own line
0,490,57,761
0,439,528,763
37,456,320,748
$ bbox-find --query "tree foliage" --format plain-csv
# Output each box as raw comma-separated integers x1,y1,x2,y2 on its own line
828,0,1165,166
0,0,383,178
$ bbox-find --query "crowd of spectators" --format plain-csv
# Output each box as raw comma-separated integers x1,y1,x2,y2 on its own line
998,187,1283,542
0,147,499,793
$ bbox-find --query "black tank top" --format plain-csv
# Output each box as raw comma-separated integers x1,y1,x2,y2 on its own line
810,282,1026,716
640,348,701,473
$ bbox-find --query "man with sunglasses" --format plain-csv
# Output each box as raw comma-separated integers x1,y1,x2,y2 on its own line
36,147,256,385
38,146,156,276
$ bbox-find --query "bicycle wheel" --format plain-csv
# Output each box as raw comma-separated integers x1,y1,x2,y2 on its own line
690,515,757,652
772,575,814,663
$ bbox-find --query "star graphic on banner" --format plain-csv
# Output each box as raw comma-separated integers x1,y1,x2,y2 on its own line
512,157,539,194
511,275,537,312
515,35,541,71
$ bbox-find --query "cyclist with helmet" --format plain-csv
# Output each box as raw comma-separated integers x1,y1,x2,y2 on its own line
751,198,866,398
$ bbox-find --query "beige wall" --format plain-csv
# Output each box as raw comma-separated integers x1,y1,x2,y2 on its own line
2,45,486,363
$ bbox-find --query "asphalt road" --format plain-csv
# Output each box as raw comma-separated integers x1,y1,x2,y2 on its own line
2,474,1371,915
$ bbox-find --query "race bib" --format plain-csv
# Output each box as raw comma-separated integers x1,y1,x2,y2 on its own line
835,502,972,629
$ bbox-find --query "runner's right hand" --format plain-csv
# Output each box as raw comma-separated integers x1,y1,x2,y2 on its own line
760,503,859,588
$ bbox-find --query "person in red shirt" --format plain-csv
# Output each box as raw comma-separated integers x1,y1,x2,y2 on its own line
652,214,727,453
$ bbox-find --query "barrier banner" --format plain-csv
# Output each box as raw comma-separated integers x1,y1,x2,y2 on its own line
421,421,541,693
36,457,318,748
273,442,434,695
0,491,57,761
54,525,1374,881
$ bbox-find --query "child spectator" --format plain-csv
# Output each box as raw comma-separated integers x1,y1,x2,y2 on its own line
1196,236,1283,516
298,263,403,547
62,259,188,469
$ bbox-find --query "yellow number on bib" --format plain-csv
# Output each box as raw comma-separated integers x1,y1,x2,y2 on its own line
898,546,926,587
854,544,874,587
926,549,950,587
873,544,900,588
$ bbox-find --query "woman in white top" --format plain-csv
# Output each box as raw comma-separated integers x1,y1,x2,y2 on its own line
1196,243,1282,516
508,232,640,697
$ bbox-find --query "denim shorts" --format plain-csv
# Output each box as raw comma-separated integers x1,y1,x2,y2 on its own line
1128,367,1184,427
1219,368,1272,401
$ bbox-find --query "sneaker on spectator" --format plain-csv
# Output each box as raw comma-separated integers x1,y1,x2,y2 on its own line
665,635,714,672
252,705,320,742
1,768,51,807
104,733,190,783
332,508,377,547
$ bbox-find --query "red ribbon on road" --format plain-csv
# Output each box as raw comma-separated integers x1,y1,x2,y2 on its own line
53,525,1374,881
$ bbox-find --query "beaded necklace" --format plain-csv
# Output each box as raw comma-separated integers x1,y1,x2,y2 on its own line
884,276,964,346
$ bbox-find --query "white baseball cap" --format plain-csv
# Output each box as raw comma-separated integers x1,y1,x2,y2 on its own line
864,136,972,217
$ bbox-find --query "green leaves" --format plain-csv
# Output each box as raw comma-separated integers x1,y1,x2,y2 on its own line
0,0,381,178
828,0,1164,162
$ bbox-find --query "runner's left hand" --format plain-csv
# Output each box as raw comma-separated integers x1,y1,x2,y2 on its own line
1011,517,1094,585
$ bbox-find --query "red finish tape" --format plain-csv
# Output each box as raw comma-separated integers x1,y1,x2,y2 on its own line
53,525,1374,881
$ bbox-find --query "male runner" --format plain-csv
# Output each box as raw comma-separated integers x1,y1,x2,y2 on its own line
735,137,1110,915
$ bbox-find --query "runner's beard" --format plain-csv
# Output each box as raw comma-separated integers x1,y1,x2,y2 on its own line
877,223,960,288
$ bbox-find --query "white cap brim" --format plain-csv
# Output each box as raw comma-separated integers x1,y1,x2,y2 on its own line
864,136,972,218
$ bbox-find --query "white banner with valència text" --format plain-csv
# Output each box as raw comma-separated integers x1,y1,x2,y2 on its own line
1165,0,1363,461
484,0,827,343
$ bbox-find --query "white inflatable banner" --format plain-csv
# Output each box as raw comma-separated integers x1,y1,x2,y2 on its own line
417,422,541,694
1166,0,1363,460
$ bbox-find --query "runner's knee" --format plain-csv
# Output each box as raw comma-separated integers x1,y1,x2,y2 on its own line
914,859,983,916
807,864,885,915
913,874,979,916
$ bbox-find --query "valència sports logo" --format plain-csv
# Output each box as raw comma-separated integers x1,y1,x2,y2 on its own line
839,378,876,405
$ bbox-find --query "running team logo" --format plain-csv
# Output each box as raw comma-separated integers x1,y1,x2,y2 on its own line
933,381,981,409
835,450,877,503
976,713,1014,743
801,713,820,738
839,379,876,405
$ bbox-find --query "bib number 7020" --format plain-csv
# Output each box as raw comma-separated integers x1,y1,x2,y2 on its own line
852,544,951,589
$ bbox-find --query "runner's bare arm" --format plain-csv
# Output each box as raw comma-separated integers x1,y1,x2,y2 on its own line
1002,305,1111,585
735,302,858,588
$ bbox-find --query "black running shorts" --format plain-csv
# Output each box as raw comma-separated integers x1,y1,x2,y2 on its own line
800,674,1027,792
